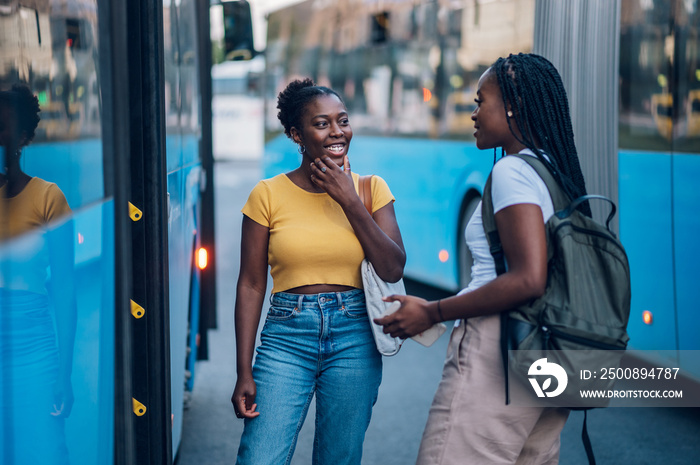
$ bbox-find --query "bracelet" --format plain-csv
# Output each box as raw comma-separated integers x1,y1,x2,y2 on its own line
436,299,445,322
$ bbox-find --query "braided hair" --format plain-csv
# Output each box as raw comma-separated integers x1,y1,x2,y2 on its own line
0,83,41,146
491,53,591,216
276,78,344,139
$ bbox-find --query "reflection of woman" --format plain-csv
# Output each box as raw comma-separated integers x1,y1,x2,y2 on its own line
0,83,74,464
377,54,585,464
232,79,405,464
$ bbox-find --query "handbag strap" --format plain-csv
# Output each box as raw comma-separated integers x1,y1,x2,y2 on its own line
358,175,373,215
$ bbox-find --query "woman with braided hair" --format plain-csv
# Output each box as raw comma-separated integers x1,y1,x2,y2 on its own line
231,78,405,464
376,53,582,464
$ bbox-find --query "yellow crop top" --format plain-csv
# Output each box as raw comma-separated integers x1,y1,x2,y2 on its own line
0,177,71,240
0,177,72,294
242,172,395,293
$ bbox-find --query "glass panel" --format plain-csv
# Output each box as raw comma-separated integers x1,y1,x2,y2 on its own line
164,0,183,172
1,0,114,463
164,0,202,172
178,0,201,167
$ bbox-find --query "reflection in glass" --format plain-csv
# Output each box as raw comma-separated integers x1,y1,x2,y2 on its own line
1,0,113,463
1,84,75,464
619,0,700,153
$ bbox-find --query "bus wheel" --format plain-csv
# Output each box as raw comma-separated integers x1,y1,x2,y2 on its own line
458,195,480,290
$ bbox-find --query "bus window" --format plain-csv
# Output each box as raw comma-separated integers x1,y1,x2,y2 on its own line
688,90,700,137
651,93,674,140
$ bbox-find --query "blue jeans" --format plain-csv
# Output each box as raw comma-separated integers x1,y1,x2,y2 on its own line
235,289,382,465
0,291,70,465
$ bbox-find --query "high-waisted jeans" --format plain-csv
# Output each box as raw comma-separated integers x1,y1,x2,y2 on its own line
235,289,382,465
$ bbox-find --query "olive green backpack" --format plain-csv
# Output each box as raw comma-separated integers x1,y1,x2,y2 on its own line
482,154,631,463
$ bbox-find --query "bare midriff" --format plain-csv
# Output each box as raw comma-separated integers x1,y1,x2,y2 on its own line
283,284,357,295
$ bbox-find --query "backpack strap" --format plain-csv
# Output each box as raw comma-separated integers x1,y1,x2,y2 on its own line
481,174,512,405
481,175,506,276
582,410,597,465
358,175,373,215
511,153,572,211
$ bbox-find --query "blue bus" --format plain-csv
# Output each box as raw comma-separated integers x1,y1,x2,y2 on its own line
262,0,700,379
0,0,254,463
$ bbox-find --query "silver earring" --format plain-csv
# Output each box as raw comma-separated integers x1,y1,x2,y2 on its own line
298,145,306,155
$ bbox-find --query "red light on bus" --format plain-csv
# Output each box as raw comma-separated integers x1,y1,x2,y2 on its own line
423,87,432,102
642,310,653,325
196,247,208,270
438,249,449,262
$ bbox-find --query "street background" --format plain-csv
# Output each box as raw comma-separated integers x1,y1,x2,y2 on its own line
175,159,700,465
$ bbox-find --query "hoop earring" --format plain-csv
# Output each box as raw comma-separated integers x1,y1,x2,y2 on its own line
298,145,306,155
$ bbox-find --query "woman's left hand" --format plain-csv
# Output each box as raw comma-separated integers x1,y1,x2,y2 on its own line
374,295,435,339
309,156,356,206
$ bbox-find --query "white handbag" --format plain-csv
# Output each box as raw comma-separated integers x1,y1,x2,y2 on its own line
358,175,447,355
361,258,405,356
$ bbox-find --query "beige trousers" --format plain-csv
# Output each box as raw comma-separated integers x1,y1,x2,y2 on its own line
416,315,569,465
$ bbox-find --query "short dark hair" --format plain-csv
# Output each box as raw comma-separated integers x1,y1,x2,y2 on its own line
491,53,591,216
276,78,344,139
0,83,41,145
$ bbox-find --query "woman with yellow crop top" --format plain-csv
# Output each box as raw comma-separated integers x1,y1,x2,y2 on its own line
1,83,74,464
231,78,406,465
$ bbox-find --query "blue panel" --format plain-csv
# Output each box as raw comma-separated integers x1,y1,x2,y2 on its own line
167,168,187,455
264,134,493,291
67,202,116,464
186,262,200,392
167,161,202,455
166,133,183,174
618,151,677,356
21,139,104,211
673,154,700,378
0,200,114,464
182,134,201,167
97,201,116,464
